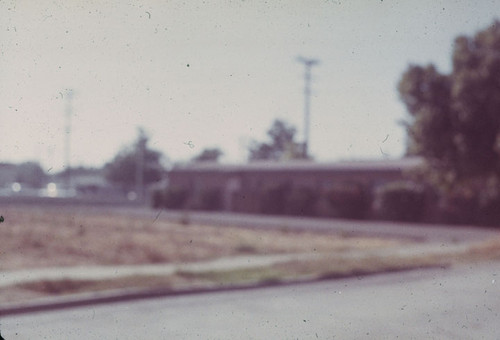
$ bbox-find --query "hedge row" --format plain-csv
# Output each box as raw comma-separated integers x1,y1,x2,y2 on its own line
152,186,223,211
152,181,434,221
152,179,500,226
373,182,427,222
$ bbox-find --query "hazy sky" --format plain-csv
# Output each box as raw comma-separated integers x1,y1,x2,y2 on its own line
1,0,499,170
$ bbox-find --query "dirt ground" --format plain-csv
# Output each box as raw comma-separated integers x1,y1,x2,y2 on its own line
1,205,500,305
0,205,403,271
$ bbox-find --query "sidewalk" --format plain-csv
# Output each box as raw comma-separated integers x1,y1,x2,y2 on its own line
0,253,311,288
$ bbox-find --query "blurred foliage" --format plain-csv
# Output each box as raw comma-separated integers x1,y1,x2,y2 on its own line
436,175,500,226
249,119,308,161
259,182,292,215
326,182,371,219
399,20,500,224
192,148,224,162
163,186,190,209
151,186,190,209
15,162,47,188
151,188,164,209
284,186,320,216
374,182,426,222
104,129,166,191
198,187,224,211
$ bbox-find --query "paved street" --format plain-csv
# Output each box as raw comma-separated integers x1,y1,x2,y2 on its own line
1,261,498,339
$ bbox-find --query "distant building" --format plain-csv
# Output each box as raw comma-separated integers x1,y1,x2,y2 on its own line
166,158,423,213
50,167,113,198
0,163,17,187
68,167,108,194
0,162,46,197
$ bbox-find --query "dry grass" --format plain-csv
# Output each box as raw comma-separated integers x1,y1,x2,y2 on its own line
12,242,495,303
172,238,500,289
464,236,500,261
15,274,199,296
0,205,402,271
6,254,445,302
271,254,448,281
3,205,499,305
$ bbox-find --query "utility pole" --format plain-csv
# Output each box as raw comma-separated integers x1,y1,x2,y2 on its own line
64,89,74,191
297,56,319,159
135,128,146,203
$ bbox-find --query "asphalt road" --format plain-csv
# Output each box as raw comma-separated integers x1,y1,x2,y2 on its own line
1,261,498,339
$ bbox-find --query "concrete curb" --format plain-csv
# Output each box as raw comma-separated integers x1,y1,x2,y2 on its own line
0,279,293,317
0,264,443,318
0,253,315,317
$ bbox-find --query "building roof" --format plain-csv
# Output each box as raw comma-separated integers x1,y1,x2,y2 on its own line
171,157,423,174
0,162,17,170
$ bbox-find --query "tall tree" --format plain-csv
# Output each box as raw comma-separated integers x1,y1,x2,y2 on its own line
104,129,166,193
398,20,500,223
249,119,308,161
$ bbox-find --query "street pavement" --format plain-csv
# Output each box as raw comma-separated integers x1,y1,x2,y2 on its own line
1,261,499,339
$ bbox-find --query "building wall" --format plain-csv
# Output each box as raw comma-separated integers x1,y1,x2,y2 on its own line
166,159,419,214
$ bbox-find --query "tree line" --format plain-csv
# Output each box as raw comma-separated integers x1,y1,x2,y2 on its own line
398,20,500,225
6,118,307,193
104,119,308,192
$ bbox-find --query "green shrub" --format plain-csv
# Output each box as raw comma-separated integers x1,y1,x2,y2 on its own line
198,187,223,211
259,182,292,215
163,186,190,209
433,175,500,226
151,188,164,208
285,186,320,216
477,196,500,226
439,189,500,226
375,182,426,222
437,194,477,225
326,182,371,219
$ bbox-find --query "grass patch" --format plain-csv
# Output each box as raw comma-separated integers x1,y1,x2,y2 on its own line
464,237,500,261
15,275,187,296
2,205,499,305
6,238,500,303
178,267,285,286
272,253,449,281
0,205,404,271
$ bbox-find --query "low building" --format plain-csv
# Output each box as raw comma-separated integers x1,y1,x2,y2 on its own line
166,158,422,214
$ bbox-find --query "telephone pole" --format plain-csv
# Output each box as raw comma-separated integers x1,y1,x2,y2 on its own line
64,89,74,190
135,128,146,203
297,56,319,159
